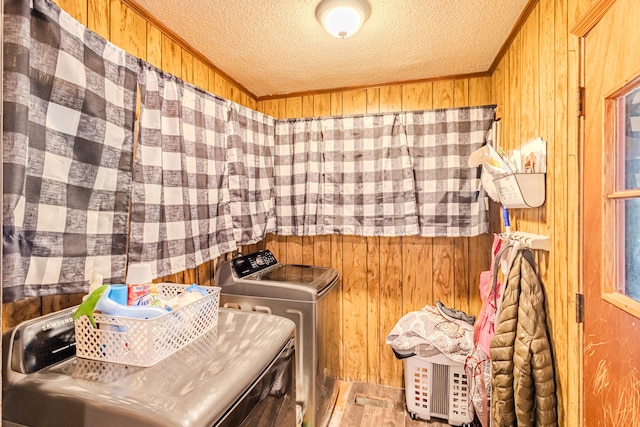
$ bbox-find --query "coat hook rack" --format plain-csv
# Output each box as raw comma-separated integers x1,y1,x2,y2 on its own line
502,231,550,251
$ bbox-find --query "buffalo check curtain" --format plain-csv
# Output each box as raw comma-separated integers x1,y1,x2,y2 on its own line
2,0,138,302
406,106,495,237
274,118,325,236
129,64,237,279
273,108,494,238
227,104,277,245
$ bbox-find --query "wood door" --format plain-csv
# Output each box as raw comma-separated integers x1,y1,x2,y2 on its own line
582,0,640,425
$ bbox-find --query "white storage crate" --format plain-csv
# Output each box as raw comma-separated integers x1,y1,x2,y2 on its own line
74,284,220,367
404,353,474,426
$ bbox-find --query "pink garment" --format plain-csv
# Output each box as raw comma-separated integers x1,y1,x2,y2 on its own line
474,234,503,357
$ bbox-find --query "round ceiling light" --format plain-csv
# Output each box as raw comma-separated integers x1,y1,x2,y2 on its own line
316,0,370,39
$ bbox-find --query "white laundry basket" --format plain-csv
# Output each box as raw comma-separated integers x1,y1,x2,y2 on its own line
404,352,474,426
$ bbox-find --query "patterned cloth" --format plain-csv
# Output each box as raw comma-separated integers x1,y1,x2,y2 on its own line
386,305,474,365
227,104,276,244
274,114,420,237
406,106,495,236
320,113,419,236
2,0,138,302
274,118,326,236
130,64,237,279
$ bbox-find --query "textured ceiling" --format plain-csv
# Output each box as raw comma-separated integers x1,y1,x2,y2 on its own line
132,0,529,98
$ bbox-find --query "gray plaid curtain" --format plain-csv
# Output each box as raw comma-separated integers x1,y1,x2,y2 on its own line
319,113,419,236
2,0,138,302
274,118,325,235
129,64,237,279
272,107,494,238
406,106,495,237
227,104,277,245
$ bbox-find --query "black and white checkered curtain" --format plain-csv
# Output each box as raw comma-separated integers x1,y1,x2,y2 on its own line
129,64,237,279
274,118,325,235
227,104,277,245
319,113,419,236
406,106,495,237
272,109,494,237
2,0,138,302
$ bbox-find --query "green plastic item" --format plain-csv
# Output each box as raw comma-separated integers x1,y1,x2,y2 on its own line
72,284,109,328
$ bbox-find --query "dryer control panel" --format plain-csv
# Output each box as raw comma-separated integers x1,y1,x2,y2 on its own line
231,250,278,278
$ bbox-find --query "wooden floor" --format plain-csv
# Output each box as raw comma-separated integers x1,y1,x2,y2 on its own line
327,381,454,427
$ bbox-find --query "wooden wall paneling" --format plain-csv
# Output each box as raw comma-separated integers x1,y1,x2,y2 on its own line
110,0,146,60
431,81,456,309
42,293,84,315
327,91,344,380
401,81,434,316
247,97,258,111
401,237,433,312
88,0,109,39
380,85,401,112
570,0,599,29
469,76,492,107
196,261,213,287
488,1,576,424
340,89,369,382
161,35,182,78
341,234,369,381
302,95,314,118
377,85,404,386
57,0,87,24
454,78,470,107
192,57,209,92
181,49,194,86
365,87,381,385
452,79,472,315
228,84,240,104
145,23,162,69
431,238,455,308
365,235,381,384
566,0,581,422
401,82,433,112
378,237,404,387
2,297,42,330
314,93,332,118
508,34,523,231
520,4,541,235
537,0,557,386
433,80,454,110
207,68,217,95
214,74,228,100
557,0,572,424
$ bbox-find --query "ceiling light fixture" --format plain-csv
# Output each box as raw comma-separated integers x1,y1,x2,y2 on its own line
316,0,370,39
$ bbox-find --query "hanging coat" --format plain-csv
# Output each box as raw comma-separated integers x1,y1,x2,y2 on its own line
490,249,557,427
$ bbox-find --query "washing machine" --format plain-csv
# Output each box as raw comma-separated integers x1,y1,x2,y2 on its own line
2,306,297,427
215,250,340,427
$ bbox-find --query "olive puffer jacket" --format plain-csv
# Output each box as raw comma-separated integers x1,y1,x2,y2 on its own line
490,249,557,427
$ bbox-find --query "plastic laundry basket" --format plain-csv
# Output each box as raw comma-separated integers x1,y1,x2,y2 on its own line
404,352,474,426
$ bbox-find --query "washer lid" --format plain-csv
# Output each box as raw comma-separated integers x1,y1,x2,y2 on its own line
220,264,339,301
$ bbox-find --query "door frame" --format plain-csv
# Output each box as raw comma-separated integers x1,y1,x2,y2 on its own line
572,1,638,426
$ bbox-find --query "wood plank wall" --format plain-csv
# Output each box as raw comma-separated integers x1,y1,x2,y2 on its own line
1,0,256,330
490,1,597,426
255,78,497,388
